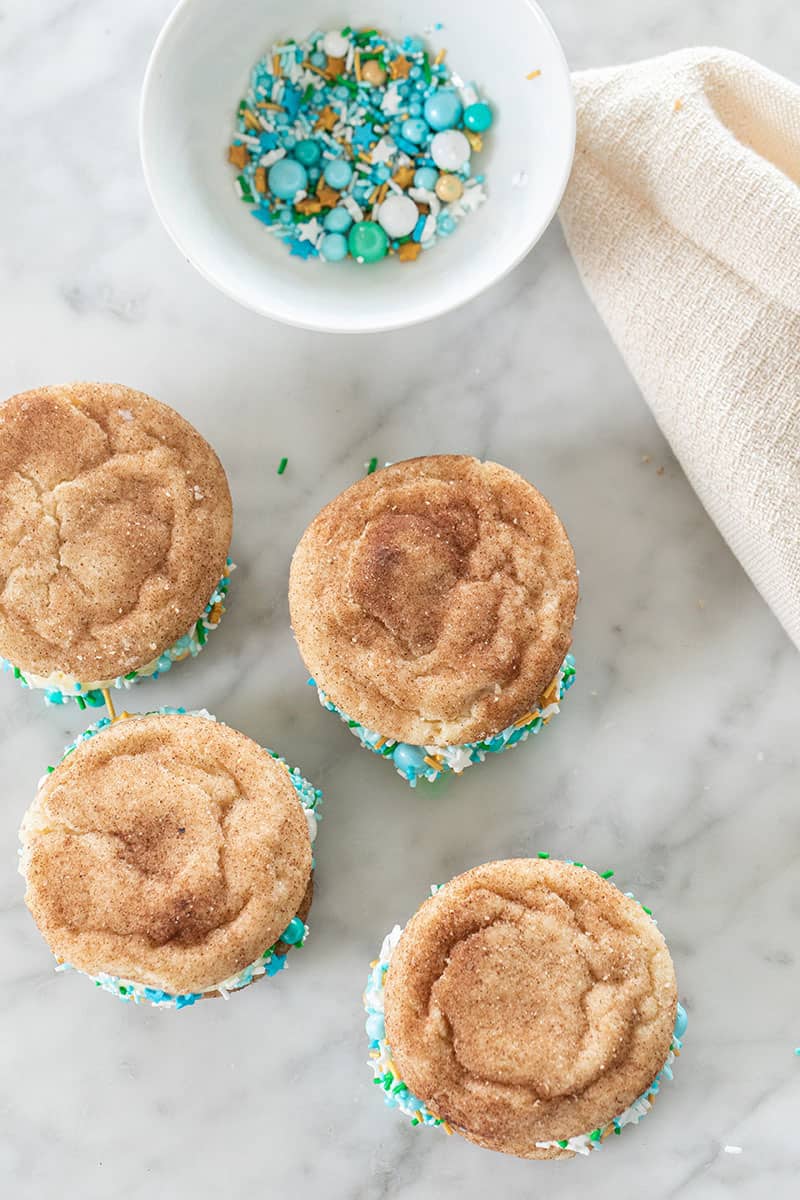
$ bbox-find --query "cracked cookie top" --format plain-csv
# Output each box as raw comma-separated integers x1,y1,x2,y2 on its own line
20,714,312,993
0,383,232,681
289,456,577,745
384,860,677,1158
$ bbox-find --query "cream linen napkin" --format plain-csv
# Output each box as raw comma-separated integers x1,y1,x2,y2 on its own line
559,47,800,650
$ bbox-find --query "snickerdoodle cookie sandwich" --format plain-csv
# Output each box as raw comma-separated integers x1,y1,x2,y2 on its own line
0,383,233,708
364,858,686,1157
20,709,321,1007
289,456,577,786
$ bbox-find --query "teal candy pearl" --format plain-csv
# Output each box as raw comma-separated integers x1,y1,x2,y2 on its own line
324,207,352,233
674,1002,688,1038
365,1012,385,1041
424,89,462,131
324,158,354,189
320,232,348,262
392,743,427,777
268,158,308,200
310,50,327,68
414,166,438,190
280,917,305,945
464,102,493,132
348,221,389,263
156,655,172,672
295,138,322,167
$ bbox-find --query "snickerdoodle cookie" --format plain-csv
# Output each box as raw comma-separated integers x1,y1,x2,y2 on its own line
364,858,686,1157
0,383,232,708
289,456,577,786
20,710,321,1007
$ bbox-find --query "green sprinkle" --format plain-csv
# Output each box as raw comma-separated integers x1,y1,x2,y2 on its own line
411,1118,420,1126
75,696,86,710
422,52,432,83
195,619,207,647
537,851,550,859
12,666,21,679
367,457,378,474
346,720,360,729
558,1139,568,1149
589,1128,602,1141
302,84,315,104
600,869,615,879
277,456,288,475
336,74,358,95
573,861,584,868
341,25,352,35
46,765,54,773
614,1126,622,1135
642,905,653,916
124,670,138,681
238,99,246,115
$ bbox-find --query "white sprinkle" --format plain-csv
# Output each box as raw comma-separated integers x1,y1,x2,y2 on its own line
512,170,529,189
724,1145,743,1155
260,147,286,167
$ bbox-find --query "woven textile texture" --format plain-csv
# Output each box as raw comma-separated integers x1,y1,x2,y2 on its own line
560,47,800,650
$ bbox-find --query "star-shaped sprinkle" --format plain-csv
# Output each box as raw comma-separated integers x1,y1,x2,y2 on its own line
398,240,423,262
288,237,317,259
370,136,396,165
353,121,377,150
389,55,411,79
265,953,287,976
381,86,403,116
296,217,323,243
458,182,487,213
315,105,339,131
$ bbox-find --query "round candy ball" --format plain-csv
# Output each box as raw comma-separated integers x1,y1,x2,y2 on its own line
294,139,321,167
437,213,457,237
414,166,438,191
430,130,471,171
435,173,464,203
322,30,350,57
401,118,429,145
324,158,354,190
377,194,419,238
323,206,352,234
320,232,348,262
310,51,328,69
348,220,389,264
464,101,493,132
424,89,463,131
361,59,387,87
268,158,308,200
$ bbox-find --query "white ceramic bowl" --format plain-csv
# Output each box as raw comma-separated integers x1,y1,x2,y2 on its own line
140,0,574,333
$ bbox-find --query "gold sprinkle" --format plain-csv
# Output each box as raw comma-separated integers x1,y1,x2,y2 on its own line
101,688,117,721
465,129,483,152
228,143,250,169
433,48,447,66
273,53,282,77
315,105,339,131
513,711,538,728
389,55,411,80
354,50,363,81
254,167,267,194
424,755,443,771
243,109,261,131
358,150,373,164
295,197,322,215
303,61,332,80
442,1123,454,1136
399,241,423,262
527,68,542,79
374,737,386,750
674,98,683,112
393,165,415,189
326,56,346,77
376,181,389,205
256,100,286,113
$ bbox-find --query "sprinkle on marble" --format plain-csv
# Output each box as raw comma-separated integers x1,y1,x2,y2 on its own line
277,456,289,475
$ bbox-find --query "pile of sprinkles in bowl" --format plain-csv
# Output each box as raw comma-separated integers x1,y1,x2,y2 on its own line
228,27,493,264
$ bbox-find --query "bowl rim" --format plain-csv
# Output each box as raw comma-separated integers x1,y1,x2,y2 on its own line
139,0,576,334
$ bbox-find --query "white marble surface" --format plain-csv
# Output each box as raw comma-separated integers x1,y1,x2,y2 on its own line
1,2,799,1197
